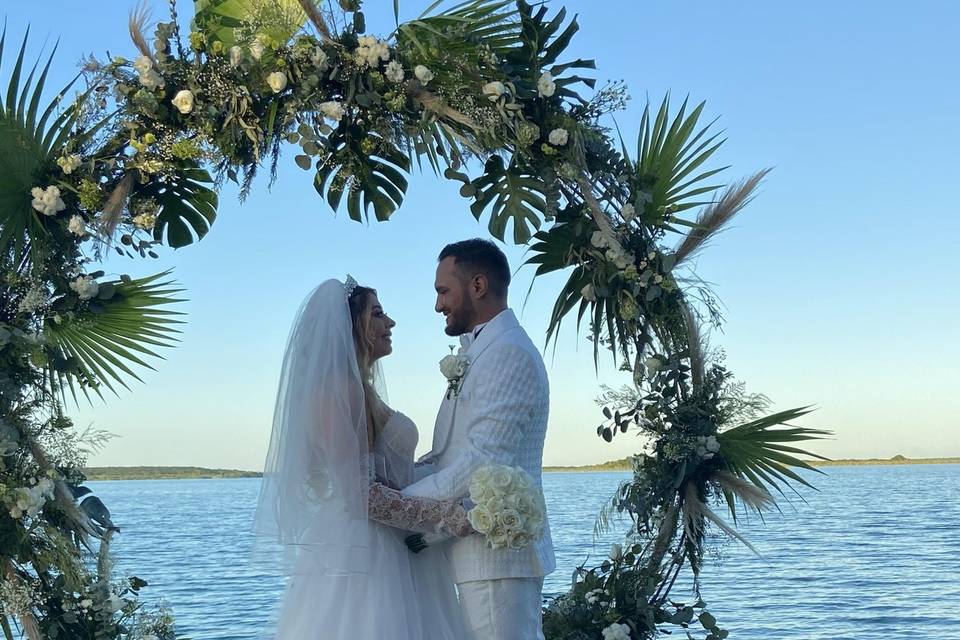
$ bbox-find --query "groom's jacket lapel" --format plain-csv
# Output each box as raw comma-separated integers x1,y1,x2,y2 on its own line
430,309,520,458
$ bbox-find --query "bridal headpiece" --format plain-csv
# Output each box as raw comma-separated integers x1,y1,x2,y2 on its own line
344,274,359,299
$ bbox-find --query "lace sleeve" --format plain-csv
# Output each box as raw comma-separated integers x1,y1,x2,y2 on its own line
368,483,472,537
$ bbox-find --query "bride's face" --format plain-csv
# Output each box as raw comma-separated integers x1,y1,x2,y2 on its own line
364,294,396,360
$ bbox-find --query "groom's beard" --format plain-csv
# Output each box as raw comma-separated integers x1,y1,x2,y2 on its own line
444,298,476,336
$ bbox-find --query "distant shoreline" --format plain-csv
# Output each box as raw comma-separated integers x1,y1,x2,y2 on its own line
84,457,960,481
543,456,960,473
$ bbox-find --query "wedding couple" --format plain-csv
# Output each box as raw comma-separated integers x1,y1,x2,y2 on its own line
254,239,555,639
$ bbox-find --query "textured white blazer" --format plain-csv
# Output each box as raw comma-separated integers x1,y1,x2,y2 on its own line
403,309,556,584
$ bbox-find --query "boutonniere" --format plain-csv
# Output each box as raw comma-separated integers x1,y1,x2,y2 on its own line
439,345,469,399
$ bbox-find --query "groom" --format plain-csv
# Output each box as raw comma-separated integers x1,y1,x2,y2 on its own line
403,238,555,640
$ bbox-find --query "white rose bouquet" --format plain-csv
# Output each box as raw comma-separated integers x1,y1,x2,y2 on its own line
467,464,546,550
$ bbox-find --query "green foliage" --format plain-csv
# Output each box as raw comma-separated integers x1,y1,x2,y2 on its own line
43,271,184,399
141,164,219,248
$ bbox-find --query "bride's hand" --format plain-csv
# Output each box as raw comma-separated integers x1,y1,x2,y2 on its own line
441,503,475,538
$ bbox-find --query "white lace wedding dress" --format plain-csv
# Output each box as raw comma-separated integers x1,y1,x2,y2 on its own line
271,411,466,639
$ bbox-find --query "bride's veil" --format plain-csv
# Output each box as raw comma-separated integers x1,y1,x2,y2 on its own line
253,279,371,576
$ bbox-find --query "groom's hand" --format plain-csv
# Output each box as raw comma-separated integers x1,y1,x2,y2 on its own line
405,533,427,554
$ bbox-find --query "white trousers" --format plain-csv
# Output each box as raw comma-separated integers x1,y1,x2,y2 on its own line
456,577,545,640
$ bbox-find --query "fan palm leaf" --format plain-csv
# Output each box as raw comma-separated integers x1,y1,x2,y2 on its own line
0,27,82,263
396,0,520,57
43,270,186,400
718,406,831,500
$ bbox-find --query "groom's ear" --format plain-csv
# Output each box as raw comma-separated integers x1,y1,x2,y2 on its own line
469,273,490,299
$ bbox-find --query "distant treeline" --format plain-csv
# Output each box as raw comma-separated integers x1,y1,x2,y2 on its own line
543,454,960,473
84,467,262,481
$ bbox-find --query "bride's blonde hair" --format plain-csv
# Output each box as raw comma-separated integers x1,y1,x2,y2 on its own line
347,285,389,447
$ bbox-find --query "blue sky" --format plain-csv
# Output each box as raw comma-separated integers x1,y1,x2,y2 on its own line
5,1,958,469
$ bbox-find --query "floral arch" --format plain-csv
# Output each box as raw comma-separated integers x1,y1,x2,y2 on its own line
0,1,826,638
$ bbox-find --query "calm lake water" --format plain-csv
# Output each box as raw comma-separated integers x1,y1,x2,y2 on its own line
88,464,960,639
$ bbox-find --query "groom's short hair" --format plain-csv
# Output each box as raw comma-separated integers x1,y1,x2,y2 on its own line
439,239,511,298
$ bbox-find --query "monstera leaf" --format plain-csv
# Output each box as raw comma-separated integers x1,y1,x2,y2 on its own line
0,27,82,262
43,271,185,400
464,155,546,244
506,1,596,101
314,128,410,223
139,163,218,249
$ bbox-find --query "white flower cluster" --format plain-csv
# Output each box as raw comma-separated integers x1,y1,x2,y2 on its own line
311,47,329,70
133,55,164,90
385,60,404,83
250,39,266,61
695,435,721,459
548,128,568,146
602,622,632,640
69,276,100,301
591,229,633,270
17,286,48,314
230,45,244,67
30,185,66,216
57,154,82,175
8,478,55,519
0,576,38,616
537,71,556,97
355,36,390,67
132,212,157,230
319,101,345,122
467,464,545,550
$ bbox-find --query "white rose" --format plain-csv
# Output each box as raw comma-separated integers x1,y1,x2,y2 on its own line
537,71,556,97
229,45,243,67
489,466,513,490
439,354,465,380
483,80,507,101
497,508,524,532
548,128,569,146
171,89,194,114
485,496,505,514
68,215,87,237
79,599,92,609
621,203,636,222
610,543,622,561
705,435,721,453
249,39,265,61
507,532,529,550
602,622,632,640
468,505,494,533
319,101,345,122
385,60,404,83
581,283,596,302
267,71,288,93
414,65,434,84
645,356,663,374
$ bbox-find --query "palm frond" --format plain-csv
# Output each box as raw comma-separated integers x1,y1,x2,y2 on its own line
718,406,831,498
682,481,762,558
396,1,520,57
710,469,774,523
43,270,186,400
630,95,728,229
0,27,81,262
674,169,771,266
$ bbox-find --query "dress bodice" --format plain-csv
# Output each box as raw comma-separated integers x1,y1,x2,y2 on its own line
372,411,418,489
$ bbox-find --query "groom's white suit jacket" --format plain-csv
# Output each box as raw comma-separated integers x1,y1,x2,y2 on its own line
403,309,556,584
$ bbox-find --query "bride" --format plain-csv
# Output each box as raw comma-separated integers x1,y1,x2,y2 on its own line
254,278,471,639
